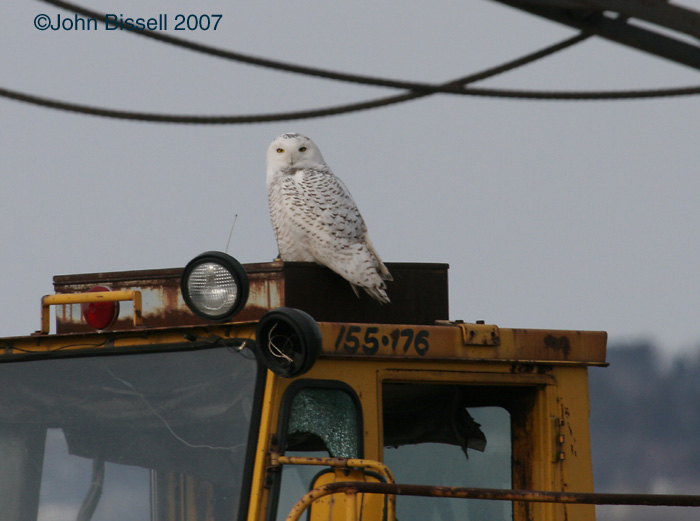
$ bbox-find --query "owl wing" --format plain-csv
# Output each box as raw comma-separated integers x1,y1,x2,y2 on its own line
283,167,366,251
282,168,391,301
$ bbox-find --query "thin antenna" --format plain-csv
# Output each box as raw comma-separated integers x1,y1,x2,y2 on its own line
225,214,238,253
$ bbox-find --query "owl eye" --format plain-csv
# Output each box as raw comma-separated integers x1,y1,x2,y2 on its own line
298,146,307,152
276,148,284,153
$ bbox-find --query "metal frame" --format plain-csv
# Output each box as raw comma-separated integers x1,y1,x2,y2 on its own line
40,290,142,334
270,456,397,521
265,379,367,521
284,481,700,521
488,0,700,70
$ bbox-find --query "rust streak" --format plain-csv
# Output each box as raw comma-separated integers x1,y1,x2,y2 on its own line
544,334,571,358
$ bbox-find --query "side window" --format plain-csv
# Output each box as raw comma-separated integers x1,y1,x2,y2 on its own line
383,383,514,521
0,347,263,521
271,382,363,521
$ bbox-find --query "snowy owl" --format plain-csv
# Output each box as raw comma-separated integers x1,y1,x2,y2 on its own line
266,133,392,304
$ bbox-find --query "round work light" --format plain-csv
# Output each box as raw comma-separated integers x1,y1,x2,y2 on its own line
81,286,119,330
256,307,322,378
181,251,249,322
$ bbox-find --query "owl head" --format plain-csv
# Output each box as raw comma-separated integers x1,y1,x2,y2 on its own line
266,133,326,172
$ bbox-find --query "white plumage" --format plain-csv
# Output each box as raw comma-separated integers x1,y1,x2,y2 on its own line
266,133,392,304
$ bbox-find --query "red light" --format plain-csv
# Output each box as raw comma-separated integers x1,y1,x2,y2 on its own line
81,286,119,330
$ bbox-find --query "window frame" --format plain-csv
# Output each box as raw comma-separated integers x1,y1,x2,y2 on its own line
378,368,553,519
266,379,365,521
0,344,268,521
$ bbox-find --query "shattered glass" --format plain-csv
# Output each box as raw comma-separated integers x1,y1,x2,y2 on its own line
286,389,360,458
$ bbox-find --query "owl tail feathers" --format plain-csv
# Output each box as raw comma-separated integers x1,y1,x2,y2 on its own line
350,281,391,305
361,261,392,304
378,262,393,282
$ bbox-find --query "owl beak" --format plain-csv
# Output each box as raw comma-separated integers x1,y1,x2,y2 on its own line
289,152,297,165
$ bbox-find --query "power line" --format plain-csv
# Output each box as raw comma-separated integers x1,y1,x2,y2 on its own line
0,33,590,124
5,1,699,124
460,85,700,100
37,0,577,93
3,78,700,124
35,0,700,97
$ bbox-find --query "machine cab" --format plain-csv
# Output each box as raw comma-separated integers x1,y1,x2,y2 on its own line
0,257,606,521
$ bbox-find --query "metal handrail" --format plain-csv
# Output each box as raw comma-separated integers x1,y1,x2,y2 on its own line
270,452,396,521
270,455,396,521
285,481,700,521
40,290,142,334
272,455,395,483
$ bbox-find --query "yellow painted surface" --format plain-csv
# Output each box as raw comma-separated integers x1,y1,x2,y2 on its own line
319,322,606,364
249,322,602,521
1,319,603,521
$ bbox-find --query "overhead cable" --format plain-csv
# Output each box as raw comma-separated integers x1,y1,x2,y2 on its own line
0,33,591,124
4,0,698,124
36,0,576,93
35,0,700,99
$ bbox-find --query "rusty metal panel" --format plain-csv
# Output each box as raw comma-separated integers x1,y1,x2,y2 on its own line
51,261,449,333
52,264,285,333
0,322,257,359
508,329,608,364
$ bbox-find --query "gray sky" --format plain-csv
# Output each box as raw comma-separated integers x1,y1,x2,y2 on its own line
2,0,699,356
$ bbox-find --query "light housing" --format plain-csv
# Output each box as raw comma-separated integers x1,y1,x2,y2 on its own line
255,307,321,377
81,285,119,330
181,251,249,322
